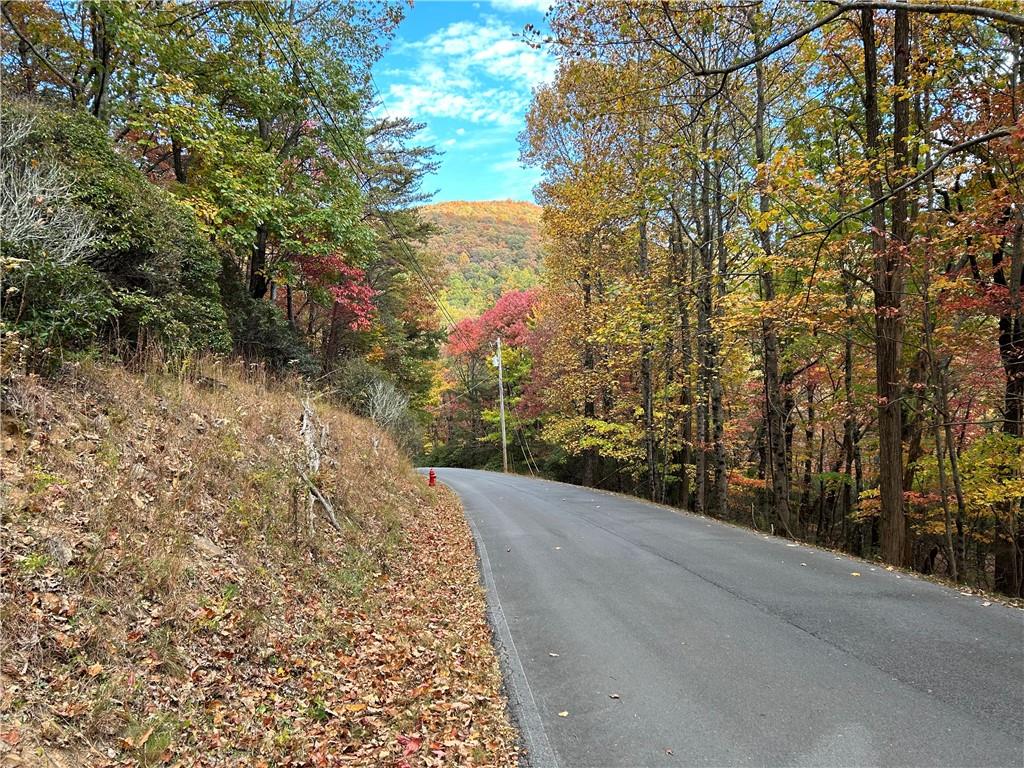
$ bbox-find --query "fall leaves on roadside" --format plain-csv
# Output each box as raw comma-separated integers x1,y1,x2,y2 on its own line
0,365,517,766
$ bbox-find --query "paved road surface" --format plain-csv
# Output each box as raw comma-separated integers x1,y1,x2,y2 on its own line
432,468,1024,768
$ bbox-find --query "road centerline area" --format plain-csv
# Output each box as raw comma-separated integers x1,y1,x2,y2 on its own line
437,468,1024,768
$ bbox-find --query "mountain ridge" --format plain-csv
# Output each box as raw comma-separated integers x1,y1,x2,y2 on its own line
419,200,544,318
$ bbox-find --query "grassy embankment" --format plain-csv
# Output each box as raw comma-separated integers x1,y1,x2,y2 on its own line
0,361,517,767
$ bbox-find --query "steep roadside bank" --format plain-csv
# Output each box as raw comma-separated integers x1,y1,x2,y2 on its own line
0,363,518,767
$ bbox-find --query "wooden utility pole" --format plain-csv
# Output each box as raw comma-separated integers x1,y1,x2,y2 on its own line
495,338,509,473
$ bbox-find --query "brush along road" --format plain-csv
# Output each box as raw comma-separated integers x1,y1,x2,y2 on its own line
432,468,1024,768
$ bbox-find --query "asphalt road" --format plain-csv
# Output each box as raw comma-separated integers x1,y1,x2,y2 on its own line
432,468,1024,768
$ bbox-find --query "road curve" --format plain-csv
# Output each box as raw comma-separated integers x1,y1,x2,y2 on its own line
432,468,1024,768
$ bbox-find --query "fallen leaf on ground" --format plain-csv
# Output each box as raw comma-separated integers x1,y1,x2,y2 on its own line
558,711,569,717
399,735,422,757
3,371,521,767
125,726,154,749
1,729,21,746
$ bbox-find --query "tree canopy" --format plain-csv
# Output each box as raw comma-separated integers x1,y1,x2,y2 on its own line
2,0,444,445
427,0,1024,597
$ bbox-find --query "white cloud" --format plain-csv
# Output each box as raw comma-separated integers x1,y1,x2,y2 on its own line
378,17,555,127
415,17,555,89
377,14,552,200
385,83,525,127
489,0,551,12
490,157,523,174
458,130,510,151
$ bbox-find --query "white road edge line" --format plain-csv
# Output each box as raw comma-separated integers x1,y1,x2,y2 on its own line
464,511,559,768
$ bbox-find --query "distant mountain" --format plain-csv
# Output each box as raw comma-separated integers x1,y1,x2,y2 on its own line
419,200,543,318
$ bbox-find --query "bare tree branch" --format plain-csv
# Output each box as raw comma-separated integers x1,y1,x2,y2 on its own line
799,126,1015,239
1,111,97,263
682,1,1024,77
1,2,78,93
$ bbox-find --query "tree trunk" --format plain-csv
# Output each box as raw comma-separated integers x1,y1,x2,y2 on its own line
582,268,596,488
940,378,968,575
250,223,270,299
815,430,827,543
88,4,111,120
669,209,693,510
798,382,816,533
994,212,1024,596
171,138,187,184
841,269,858,548
695,152,714,516
749,7,792,532
901,352,929,557
710,156,728,518
18,36,33,92
863,6,906,566
321,302,340,366
639,214,657,501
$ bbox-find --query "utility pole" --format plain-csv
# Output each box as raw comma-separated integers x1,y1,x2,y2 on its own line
494,337,509,473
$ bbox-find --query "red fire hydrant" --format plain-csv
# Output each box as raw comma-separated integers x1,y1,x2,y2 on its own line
428,468,436,488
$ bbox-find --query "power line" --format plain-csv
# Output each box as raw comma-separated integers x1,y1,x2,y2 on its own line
508,405,540,476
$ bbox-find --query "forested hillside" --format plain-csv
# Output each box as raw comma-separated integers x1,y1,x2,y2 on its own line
427,1,1024,599
1,1,444,443
419,201,543,318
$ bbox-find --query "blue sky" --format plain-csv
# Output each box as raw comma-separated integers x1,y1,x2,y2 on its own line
373,0,554,203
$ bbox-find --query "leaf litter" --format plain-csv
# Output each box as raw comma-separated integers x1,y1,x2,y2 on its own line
0,364,518,766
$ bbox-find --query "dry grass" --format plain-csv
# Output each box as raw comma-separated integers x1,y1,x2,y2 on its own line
0,360,518,767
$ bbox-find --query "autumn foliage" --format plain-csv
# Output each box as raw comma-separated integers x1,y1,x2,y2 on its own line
447,290,538,359
429,2,1024,598
1,2,443,442
420,201,543,319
